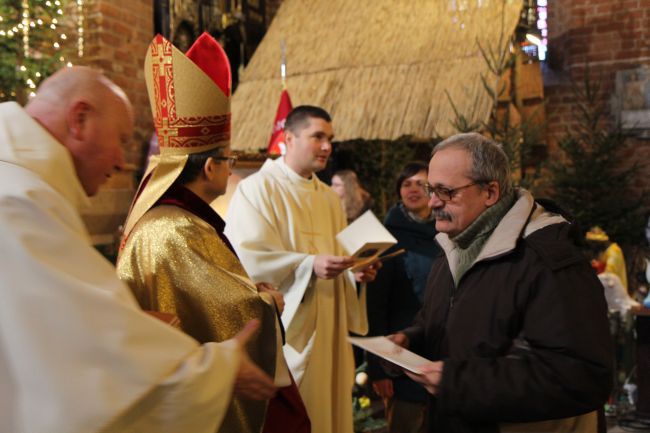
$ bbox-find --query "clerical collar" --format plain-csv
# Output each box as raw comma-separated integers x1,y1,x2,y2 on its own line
277,157,317,187
156,183,237,255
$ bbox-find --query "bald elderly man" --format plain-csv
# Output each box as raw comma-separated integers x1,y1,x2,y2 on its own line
0,66,276,433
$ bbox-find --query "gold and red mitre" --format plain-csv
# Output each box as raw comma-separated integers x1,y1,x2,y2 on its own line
121,32,231,242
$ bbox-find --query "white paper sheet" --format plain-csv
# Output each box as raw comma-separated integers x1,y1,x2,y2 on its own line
348,336,431,374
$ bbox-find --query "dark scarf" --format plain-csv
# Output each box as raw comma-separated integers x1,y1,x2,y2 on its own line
451,190,516,285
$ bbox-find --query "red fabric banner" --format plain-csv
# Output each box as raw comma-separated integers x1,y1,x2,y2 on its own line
267,89,293,155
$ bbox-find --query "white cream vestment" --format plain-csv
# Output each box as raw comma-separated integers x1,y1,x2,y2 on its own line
0,102,239,433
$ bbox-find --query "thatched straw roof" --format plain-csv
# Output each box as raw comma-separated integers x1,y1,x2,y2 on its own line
231,0,522,151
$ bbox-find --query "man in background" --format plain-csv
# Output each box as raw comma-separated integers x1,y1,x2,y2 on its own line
0,66,275,433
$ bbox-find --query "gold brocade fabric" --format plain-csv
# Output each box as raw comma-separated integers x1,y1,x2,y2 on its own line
117,205,277,433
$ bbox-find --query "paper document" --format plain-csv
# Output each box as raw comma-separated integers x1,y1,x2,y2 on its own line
336,211,397,272
348,336,430,374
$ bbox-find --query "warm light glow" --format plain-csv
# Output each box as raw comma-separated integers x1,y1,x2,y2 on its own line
526,33,543,47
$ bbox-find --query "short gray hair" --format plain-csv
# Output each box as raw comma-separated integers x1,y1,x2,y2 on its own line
432,133,513,197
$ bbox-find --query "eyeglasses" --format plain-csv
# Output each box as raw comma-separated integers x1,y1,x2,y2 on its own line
422,182,482,202
213,155,237,168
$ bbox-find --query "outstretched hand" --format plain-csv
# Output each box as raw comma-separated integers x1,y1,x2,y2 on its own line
231,320,277,400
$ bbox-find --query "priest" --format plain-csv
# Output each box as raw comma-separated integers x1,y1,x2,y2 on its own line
117,34,309,433
225,105,379,433
0,66,276,433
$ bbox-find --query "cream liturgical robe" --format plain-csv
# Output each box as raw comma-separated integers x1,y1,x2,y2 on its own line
0,102,239,433
225,157,368,433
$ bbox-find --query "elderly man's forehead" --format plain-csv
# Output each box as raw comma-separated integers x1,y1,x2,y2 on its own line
428,149,473,182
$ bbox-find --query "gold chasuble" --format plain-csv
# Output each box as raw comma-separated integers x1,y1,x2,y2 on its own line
118,199,277,433
118,34,283,433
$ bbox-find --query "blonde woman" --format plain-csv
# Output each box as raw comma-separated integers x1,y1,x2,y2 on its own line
331,169,372,223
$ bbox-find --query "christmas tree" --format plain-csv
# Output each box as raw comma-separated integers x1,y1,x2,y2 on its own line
546,71,648,245
0,0,81,104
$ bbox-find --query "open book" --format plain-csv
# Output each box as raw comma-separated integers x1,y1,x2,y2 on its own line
348,336,430,374
336,211,397,272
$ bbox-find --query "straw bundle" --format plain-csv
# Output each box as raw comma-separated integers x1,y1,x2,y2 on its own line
231,0,522,151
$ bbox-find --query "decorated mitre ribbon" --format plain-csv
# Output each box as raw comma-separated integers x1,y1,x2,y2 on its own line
121,32,231,242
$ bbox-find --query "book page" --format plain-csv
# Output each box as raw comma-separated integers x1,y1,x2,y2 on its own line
336,211,397,269
348,336,431,374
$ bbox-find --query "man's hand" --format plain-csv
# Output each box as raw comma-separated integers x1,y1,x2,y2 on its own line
387,332,410,349
405,361,444,395
313,254,354,279
354,261,382,283
256,282,285,314
372,378,394,399
231,320,277,400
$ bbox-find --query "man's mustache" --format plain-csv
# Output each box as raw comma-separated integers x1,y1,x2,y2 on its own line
432,209,452,221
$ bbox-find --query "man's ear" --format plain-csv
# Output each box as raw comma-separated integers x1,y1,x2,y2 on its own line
203,157,216,180
284,129,295,149
66,100,92,140
485,181,501,206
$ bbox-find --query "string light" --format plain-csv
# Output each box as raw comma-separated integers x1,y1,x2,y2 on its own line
21,0,30,58
0,1,85,101
77,0,84,57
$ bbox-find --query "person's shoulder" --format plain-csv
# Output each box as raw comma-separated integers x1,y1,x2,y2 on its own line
237,160,282,194
130,205,212,245
0,164,83,227
523,223,587,272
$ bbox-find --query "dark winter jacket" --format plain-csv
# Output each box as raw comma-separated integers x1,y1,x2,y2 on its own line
402,190,613,433
366,204,440,403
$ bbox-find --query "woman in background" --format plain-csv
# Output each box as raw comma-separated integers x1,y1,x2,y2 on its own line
331,169,372,223
366,161,440,433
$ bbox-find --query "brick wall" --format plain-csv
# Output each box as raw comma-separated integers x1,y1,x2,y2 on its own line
545,0,650,206
78,0,154,248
